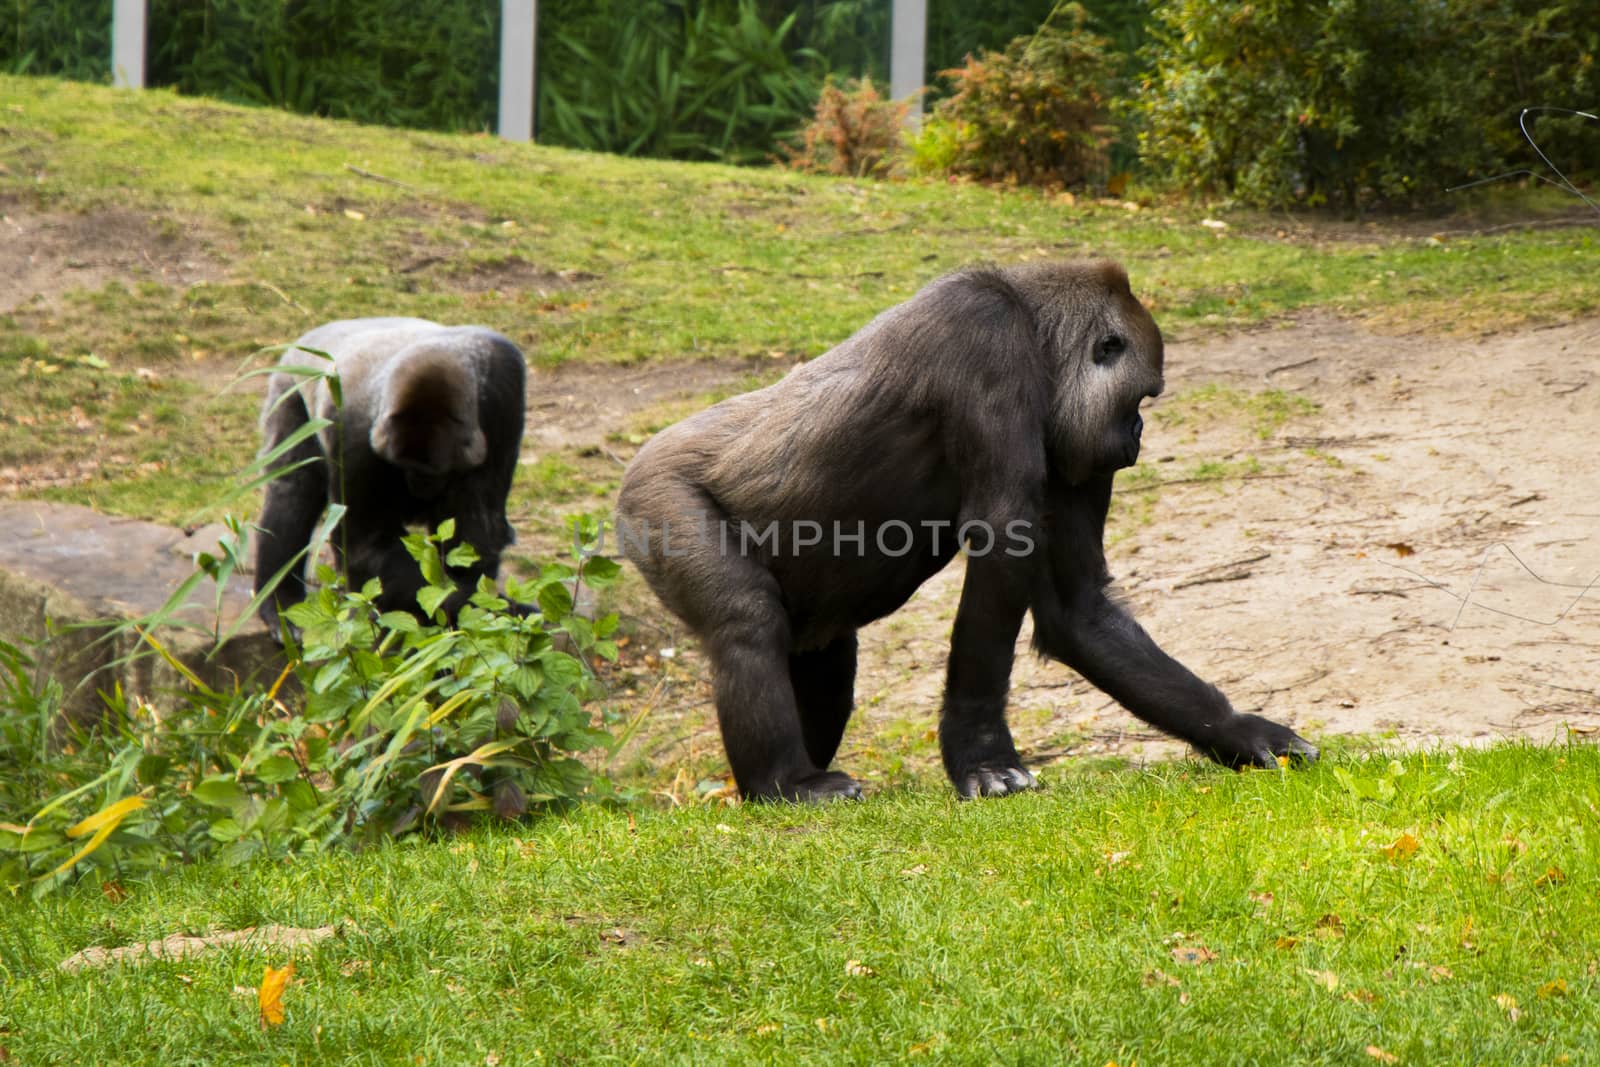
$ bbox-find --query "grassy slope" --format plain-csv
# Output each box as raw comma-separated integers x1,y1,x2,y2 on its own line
4,746,1599,1065
2,75,1598,526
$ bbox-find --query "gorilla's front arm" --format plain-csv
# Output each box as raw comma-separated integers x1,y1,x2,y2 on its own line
1026,474,1318,767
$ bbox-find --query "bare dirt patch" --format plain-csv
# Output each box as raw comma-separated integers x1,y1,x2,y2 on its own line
0,208,225,312
522,354,769,453
598,315,1600,787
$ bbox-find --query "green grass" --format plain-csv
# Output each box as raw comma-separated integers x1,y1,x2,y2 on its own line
3,75,1598,526
3,745,1597,1065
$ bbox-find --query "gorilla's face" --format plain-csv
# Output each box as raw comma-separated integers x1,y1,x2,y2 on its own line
1054,289,1164,481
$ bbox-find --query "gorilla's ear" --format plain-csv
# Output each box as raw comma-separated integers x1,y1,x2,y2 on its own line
462,427,488,468
369,416,398,461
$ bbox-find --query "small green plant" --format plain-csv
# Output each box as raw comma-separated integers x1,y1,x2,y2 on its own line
783,76,911,179
0,517,621,897
912,2,1117,188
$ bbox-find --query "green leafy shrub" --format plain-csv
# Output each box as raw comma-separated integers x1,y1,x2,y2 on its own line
1135,0,1600,210
538,0,820,164
783,76,910,179
912,3,1117,188
0,518,621,897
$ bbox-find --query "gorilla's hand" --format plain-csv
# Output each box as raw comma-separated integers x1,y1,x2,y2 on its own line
1203,713,1319,769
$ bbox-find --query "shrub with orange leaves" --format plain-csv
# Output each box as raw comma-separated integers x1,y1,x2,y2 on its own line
784,77,912,179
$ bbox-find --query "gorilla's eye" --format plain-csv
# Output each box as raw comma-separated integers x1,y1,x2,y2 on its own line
1094,334,1126,364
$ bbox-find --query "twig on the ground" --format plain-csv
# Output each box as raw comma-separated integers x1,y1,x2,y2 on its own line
344,163,418,191
1260,668,1331,696
1173,551,1270,590
398,255,447,274
1266,357,1318,377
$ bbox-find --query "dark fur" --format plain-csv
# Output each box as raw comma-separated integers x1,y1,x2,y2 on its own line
254,317,527,636
618,261,1316,801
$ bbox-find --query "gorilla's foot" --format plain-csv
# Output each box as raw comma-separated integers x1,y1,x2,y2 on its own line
779,770,864,803
1204,713,1318,769
956,762,1039,800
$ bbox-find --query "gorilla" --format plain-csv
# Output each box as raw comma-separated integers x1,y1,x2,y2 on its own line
254,317,527,636
618,261,1316,801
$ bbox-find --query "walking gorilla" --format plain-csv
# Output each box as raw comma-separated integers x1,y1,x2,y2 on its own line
618,261,1316,801
254,317,528,637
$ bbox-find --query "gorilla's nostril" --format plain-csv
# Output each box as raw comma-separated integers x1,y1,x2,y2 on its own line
1132,413,1144,438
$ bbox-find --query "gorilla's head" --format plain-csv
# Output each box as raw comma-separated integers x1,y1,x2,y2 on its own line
1021,262,1164,483
369,343,489,479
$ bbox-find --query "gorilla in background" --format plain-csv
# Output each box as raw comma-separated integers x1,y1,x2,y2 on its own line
254,317,527,637
618,261,1317,802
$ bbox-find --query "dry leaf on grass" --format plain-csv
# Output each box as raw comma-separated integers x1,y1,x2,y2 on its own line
1493,992,1521,1022
1171,945,1217,966
1306,969,1339,992
1315,914,1346,938
1380,833,1420,861
1366,1045,1398,1063
1535,866,1567,887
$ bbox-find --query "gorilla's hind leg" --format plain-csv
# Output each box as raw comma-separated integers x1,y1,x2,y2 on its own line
703,574,861,803
790,634,858,772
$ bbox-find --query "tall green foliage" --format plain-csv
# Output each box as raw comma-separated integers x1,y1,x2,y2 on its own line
1,0,110,80
537,0,821,164
145,0,499,132
1136,0,1599,210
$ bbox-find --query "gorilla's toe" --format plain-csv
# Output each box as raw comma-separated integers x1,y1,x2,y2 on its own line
959,764,1040,799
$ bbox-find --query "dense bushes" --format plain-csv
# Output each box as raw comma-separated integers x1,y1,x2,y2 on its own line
4,0,1594,213
1135,0,1600,210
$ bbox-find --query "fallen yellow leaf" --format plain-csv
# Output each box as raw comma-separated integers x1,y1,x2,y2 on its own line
1493,992,1520,1022
1306,969,1339,992
1366,1045,1398,1063
1535,866,1567,887
258,963,294,1028
1538,978,1569,999
1380,833,1420,861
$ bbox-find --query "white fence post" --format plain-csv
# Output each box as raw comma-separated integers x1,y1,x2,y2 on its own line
890,0,926,124
498,0,537,142
112,0,146,89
